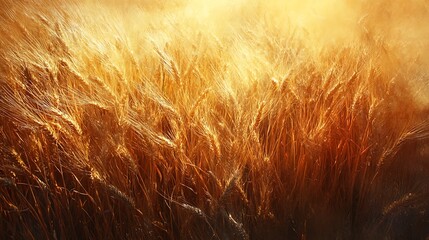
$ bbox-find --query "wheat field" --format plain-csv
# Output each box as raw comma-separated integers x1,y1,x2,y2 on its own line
1,0,429,239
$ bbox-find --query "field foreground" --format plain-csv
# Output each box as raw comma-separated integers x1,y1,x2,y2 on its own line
1,0,429,239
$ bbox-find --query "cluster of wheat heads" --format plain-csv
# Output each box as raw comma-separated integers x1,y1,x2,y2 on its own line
1,0,429,239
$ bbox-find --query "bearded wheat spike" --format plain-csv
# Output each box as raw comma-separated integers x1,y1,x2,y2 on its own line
171,59,181,85
50,107,82,135
252,101,265,131
190,88,211,118
89,75,116,98
220,209,249,240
